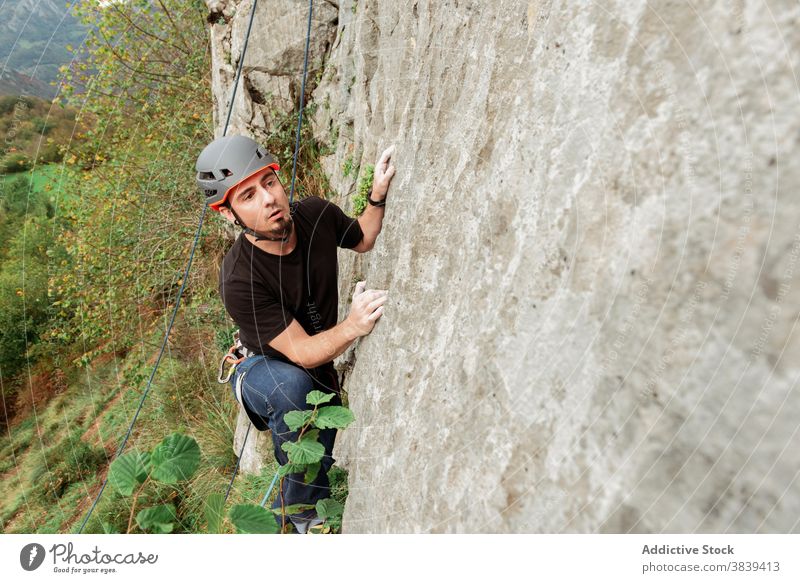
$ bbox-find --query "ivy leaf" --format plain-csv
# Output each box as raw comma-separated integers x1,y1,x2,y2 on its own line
205,492,225,534
108,450,150,496
306,390,335,406
136,504,176,533
150,433,200,484
228,504,280,534
314,406,355,430
284,409,314,431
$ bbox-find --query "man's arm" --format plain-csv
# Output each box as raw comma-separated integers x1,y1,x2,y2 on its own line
352,145,396,253
268,284,388,368
269,319,359,369
353,203,384,252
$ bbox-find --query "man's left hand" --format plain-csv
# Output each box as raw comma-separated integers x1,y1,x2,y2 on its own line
371,144,396,200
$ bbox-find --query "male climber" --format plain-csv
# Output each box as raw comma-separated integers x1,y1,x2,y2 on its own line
195,135,396,533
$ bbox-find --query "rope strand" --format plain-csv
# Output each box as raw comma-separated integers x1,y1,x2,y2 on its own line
288,0,314,205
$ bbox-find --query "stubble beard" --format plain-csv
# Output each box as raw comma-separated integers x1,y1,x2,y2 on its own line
264,213,293,242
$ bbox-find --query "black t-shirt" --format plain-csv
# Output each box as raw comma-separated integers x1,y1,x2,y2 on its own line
219,195,363,385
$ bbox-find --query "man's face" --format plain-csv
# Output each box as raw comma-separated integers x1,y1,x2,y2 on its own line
220,167,293,238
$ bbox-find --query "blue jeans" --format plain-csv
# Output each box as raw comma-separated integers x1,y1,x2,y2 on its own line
230,355,341,524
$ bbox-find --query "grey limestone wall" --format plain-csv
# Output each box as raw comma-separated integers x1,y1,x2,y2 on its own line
207,0,800,533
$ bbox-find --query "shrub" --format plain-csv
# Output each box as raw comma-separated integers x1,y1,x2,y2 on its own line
1,152,31,173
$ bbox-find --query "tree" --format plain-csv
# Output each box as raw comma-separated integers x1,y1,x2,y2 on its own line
51,0,216,356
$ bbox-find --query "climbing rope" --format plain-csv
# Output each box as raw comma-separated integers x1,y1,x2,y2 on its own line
78,0,319,531
224,423,251,501
287,0,314,205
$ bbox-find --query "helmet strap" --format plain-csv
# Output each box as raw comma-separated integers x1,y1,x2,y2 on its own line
228,205,291,243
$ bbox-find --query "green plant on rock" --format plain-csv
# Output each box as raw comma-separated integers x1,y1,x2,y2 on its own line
352,163,375,217
342,155,355,178
319,122,338,157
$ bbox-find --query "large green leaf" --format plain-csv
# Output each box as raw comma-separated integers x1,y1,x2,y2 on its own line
149,433,201,484
314,406,355,430
228,504,280,534
205,493,225,534
280,434,325,465
277,462,307,478
108,450,150,496
306,390,335,406
283,409,314,431
136,504,176,534
276,458,320,483
304,462,320,484
316,498,344,521
303,428,320,442
316,498,344,531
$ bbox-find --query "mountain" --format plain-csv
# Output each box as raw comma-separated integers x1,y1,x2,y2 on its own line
0,69,53,98
0,0,86,98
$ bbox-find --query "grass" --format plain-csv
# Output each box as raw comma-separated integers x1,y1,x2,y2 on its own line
1,323,351,534
28,429,106,503
27,164,62,191
0,296,351,533
0,417,36,473
0,354,126,533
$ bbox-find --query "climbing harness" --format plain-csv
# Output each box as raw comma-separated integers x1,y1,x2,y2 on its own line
216,330,261,424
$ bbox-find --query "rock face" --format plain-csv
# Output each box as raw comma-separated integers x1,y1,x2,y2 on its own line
206,0,800,532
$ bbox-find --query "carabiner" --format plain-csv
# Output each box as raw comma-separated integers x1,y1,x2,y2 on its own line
217,350,244,384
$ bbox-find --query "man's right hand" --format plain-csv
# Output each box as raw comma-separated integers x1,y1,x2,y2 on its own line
347,281,387,337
